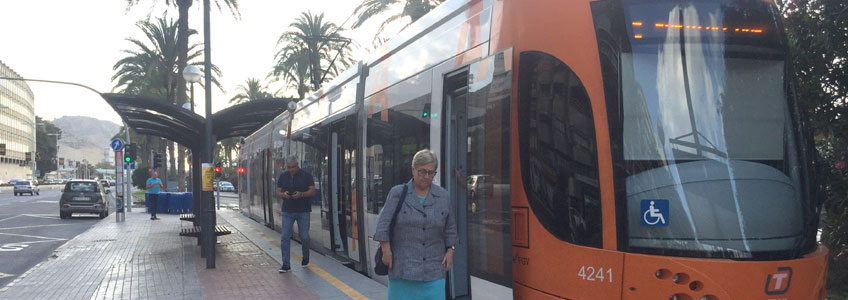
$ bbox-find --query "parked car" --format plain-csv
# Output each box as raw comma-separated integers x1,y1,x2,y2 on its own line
13,180,40,196
217,181,235,192
60,180,109,219
467,174,497,200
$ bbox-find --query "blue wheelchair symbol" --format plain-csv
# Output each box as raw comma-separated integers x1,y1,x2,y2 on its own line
641,199,669,226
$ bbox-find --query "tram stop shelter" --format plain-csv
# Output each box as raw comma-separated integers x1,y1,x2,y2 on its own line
102,93,289,266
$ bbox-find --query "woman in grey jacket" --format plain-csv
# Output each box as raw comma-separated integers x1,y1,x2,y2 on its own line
373,149,459,300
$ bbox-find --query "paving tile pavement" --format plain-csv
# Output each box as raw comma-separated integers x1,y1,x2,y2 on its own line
0,209,320,300
194,219,319,300
0,211,201,300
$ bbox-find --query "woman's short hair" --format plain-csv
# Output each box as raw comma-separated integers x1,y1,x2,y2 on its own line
411,149,438,168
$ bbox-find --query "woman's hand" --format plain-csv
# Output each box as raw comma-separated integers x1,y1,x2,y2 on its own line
380,242,393,269
442,248,454,272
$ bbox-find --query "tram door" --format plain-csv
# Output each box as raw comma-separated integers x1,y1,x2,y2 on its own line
262,149,275,228
328,122,357,260
446,51,514,299
445,69,471,299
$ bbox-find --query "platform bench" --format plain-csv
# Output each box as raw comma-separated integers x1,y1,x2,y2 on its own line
179,225,231,237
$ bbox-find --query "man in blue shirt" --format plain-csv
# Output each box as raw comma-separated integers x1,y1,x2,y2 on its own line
146,171,164,220
276,155,315,273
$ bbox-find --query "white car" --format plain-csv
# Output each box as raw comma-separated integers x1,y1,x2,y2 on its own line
14,180,40,196
217,181,235,192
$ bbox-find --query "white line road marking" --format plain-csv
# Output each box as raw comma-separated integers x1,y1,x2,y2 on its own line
36,201,58,203
0,244,29,251
0,232,67,242
0,272,14,279
0,215,22,223
0,223,73,231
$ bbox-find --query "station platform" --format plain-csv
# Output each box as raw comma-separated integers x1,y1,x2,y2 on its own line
0,207,386,299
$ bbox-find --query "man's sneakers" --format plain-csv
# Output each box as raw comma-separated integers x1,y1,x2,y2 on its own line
279,264,291,273
150,216,159,220
280,258,307,273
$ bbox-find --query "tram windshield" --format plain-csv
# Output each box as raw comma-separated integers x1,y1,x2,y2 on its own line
619,0,809,259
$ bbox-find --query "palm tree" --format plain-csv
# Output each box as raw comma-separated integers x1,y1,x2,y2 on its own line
125,0,239,192
351,0,445,43
273,11,354,94
271,43,312,99
112,16,224,192
229,78,272,104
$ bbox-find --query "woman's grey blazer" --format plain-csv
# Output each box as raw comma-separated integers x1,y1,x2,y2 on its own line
373,180,459,281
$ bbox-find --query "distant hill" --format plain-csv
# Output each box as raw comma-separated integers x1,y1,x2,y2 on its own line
51,116,121,164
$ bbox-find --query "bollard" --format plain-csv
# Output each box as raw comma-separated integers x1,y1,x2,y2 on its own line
116,195,125,222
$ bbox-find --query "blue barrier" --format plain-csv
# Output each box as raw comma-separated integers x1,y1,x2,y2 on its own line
146,192,193,214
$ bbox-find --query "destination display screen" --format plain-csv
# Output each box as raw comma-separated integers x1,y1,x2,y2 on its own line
623,0,785,52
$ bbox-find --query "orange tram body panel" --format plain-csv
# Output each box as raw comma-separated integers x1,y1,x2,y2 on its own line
236,0,828,299
497,0,829,299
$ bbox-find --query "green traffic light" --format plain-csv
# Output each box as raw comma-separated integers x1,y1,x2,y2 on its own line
125,157,131,162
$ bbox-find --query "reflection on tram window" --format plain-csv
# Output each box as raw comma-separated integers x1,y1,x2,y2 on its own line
518,51,603,248
464,52,513,288
289,126,331,247
366,94,431,214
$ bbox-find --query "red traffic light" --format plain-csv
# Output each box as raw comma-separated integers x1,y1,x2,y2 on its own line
214,167,221,173
237,167,245,174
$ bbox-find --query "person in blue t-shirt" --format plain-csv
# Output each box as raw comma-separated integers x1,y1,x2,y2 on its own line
275,155,315,273
146,171,165,220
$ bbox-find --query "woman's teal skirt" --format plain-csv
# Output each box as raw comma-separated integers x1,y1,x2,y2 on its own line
387,278,445,300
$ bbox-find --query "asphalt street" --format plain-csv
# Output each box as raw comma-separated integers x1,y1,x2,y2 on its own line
0,188,113,288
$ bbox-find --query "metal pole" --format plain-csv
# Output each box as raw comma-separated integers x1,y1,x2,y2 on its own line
190,83,195,113
125,123,132,212
202,0,216,268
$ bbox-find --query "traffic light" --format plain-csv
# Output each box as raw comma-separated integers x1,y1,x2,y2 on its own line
124,143,136,163
152,152,163,169
422,103,431,118
237,166,245,174
214,162,222,177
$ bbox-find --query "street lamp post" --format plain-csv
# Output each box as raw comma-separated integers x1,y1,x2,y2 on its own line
182,65,202,113
202,0,216,268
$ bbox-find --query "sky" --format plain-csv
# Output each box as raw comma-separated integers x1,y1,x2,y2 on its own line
0,1,402,126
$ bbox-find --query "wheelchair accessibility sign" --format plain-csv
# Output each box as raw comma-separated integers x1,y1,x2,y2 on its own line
641,199,669,226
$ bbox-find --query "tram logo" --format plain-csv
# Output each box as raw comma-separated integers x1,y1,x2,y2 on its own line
640,199,668,226
765,267,792,295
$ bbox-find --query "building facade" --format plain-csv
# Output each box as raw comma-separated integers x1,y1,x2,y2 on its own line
0,60,36,183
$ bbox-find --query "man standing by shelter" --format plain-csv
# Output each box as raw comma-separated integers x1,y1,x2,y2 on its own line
146,171,164,220
276,155,315,273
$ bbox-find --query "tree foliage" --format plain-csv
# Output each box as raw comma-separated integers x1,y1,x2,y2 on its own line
351,0,444,44
779,0,848,294
272,11,353,98
111,16,223,98
229,78,272,104
35,116,61,178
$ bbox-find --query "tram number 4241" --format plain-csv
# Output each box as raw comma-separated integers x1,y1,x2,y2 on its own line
578,266,613,283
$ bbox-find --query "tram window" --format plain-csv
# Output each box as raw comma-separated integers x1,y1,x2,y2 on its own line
366,94,431,214
518,51,602,248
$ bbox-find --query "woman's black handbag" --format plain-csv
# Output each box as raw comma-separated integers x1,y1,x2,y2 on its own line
374,185,408,275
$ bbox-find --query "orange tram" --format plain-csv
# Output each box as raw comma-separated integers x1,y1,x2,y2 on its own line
237,0,829,299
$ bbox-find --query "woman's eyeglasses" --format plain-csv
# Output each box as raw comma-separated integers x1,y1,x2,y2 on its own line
416,169,437,177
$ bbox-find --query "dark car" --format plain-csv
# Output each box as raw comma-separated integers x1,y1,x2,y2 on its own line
60,180,110,219
14,180,40,196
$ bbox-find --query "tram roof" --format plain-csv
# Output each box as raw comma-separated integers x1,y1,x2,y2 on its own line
102,93,289,149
